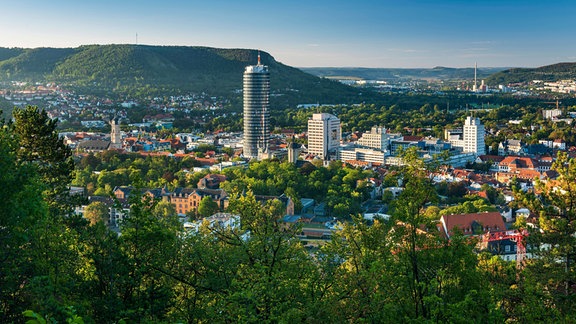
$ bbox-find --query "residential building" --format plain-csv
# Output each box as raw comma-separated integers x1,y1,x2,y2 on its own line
307,113,341,160
439,211,506,239
243,54,270,160
171,188,228,216
498,156,538,173
498,139,524,156
197,174,227,189
184,213,241,233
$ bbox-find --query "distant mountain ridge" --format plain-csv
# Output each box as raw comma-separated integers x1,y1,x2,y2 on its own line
485,62,576,85
0,45,366,106
300,66,508,81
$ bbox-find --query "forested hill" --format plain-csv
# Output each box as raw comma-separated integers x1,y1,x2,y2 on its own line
0,45,368,106
486,62,576,85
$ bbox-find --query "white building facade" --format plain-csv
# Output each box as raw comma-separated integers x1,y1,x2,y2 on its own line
463,116,486,155
357,126,389,151
307,113,341,160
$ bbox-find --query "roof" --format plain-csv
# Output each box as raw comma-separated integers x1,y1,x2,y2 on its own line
507,139,523,147
77,140,111,151
255,194,291,206
525,144,553,155
517,169,541,180
440,211,506,239
402,135,423,142
477,155,505,163
453,169,473,179
499,156,538,169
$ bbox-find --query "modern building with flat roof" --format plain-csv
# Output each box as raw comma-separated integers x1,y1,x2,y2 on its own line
307,113,341,160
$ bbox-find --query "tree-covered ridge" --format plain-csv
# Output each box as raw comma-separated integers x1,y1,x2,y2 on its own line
486,62,576,85
0,47,77,77
0,45,367,106
0,47,24,61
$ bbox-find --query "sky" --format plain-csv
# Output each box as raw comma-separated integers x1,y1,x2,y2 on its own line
2,0,575,68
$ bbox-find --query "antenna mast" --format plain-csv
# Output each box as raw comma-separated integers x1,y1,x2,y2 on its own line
473,62,478,92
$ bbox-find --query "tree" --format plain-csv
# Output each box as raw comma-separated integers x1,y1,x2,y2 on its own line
79,153,100,170
154,200,178,218
116,193,183,322
197,195,219,217
10,105,75,214
0,128,49,322
517,152,576,318
380,147,497,321
0,114,91,323
382,189,394,204
214,191,317,322
389,147,439,318
83,201,110,225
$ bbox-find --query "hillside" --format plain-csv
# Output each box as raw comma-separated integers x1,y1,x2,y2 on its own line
485,62,576,85
0,45,369,107
300,66,508,81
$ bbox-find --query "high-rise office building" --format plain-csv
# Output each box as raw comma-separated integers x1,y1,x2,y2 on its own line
243,53,270,159
307,113,341,160
445,116,486,156
463,116,486,155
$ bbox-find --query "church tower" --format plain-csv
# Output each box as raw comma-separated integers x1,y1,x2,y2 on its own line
110,117,122,149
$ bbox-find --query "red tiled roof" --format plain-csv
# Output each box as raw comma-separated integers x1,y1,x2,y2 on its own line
344,160,371,167
195,157,217,165
517,169,541,180
440,212,505,238
499,156,538,169
476,191,489,199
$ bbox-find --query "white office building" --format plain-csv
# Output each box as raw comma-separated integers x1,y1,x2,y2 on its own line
307,113,341,160
357,126,389,152
463,116,486,155
447,116,485,156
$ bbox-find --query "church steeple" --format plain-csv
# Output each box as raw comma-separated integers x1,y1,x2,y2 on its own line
110,117,122,149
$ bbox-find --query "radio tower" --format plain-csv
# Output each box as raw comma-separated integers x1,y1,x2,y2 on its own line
473,62,478,92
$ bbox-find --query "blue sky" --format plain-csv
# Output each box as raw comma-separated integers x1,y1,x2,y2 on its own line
2,0,575,68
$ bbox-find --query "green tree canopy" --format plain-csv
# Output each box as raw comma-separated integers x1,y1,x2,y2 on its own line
10,105,74,213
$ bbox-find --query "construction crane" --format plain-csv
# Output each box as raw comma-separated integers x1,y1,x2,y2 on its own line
480,229,529,268
543,100,561,110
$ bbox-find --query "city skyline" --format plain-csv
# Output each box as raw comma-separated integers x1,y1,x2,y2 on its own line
2,0,575,68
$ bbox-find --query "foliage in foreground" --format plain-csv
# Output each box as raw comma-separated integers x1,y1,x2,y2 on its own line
2,108,576,323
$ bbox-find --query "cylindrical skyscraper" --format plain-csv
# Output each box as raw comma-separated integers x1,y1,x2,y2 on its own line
243,54,270,159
